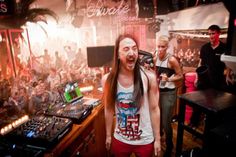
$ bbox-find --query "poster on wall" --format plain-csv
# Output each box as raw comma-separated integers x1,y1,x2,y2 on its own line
169,30,227,68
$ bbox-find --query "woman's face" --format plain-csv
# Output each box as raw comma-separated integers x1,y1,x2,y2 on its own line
157,40,168,58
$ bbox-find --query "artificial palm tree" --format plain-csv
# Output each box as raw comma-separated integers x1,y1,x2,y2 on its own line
0,0,58,28
0,0,58,78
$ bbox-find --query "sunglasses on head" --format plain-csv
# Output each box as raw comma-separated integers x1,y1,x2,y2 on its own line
157,45,166,48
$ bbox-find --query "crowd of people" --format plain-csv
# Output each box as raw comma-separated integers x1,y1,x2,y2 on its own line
0,46,103,115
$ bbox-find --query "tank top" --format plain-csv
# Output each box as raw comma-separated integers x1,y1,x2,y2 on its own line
156,53,176,89
113,70,154,145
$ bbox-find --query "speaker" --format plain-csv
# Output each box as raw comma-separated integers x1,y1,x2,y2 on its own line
230,19,236,56
87,46,114,67
223,0,236,55
138,0,154,18
157,0,172,14
0,0,15,16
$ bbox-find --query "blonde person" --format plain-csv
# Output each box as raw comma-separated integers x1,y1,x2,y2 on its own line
154,35,183,157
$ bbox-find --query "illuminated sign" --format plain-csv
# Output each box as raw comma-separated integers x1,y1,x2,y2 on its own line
86,0,130,18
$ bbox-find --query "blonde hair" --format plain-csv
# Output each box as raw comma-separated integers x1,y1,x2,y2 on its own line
157,35,169,46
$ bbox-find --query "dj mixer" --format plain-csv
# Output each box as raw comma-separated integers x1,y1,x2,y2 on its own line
4,115,72,150
45,97,100,124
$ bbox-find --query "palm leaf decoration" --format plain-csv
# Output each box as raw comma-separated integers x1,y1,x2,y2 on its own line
0,0,58,28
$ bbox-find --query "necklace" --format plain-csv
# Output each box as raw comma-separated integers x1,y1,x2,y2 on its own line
158,53,169,63
157,53,169,75
159,53,169,61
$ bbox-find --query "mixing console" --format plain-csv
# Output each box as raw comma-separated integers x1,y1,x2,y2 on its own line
45,97,100,123
0,139,44,157
4,115,72,149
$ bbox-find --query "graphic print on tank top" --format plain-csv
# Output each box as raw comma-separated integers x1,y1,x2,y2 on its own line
116,91,142,140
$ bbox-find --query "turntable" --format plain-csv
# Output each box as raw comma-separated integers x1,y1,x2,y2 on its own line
45,98,94,124
45,82,100,123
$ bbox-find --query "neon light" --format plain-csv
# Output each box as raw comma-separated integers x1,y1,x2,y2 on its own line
86,0,130,18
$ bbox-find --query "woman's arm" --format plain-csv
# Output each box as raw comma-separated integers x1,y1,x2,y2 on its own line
168,56,183,82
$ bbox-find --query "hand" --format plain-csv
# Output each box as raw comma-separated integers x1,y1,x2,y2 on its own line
143,62,153,70
105,136,112,150
154,139,161,157
226,75,234,85
160,73,168,82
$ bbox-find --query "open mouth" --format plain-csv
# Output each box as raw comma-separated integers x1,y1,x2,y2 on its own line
126,57,136,68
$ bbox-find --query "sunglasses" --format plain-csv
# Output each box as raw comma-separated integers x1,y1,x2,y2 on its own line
157,45,166,48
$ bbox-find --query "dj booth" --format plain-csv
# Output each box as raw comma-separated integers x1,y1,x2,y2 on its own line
0,45,117,156
0,82,106,157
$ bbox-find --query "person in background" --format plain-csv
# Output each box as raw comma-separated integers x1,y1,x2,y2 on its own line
39,49,51,73
55,51,63,70
190,24,235,127
46,68,61,91
28,79,50,115
0,37,9,79
64,45,76,65
198,24,233,90
71,48,85,66
42,49,51,65
154,35,183,157
102,34,161,157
